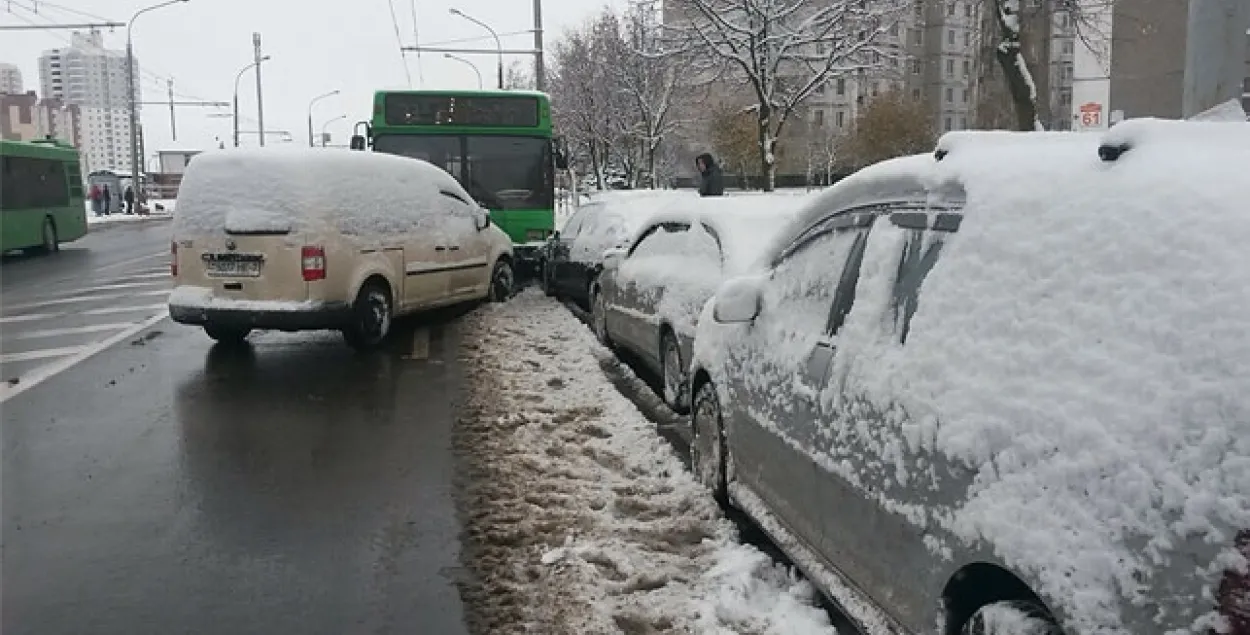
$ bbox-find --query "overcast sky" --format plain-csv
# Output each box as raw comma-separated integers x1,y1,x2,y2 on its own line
2,0,623,158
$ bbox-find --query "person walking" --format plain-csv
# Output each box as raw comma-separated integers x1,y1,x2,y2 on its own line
695,153,725,197
101,184,112,215
124,186,136,215
89,183,102,216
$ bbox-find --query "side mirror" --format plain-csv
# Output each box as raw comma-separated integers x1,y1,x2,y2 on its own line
712,276,764,323
350,135,367,151
602,247,627,270
552,230,561,240
475,211,492,231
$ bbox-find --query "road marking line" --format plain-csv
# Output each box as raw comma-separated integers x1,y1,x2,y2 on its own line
406,327,430,360
93,251,167,274
3,288,169,311
77,280,170,293
0,304,166,324
0,312,168,404
0,313,59,324
9,322,137,340
1,346,86,363
106,271,171,282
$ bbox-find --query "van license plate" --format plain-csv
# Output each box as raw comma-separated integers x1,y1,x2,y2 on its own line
204,258,262,277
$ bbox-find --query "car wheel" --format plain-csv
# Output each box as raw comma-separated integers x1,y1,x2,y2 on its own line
41,218,59,253
691,380,728,506
541,262,557,297
961,600,1061,635
659,330,689,413
204,325,251,345
343,282,392,350
590,286,612,346
488,259,515,302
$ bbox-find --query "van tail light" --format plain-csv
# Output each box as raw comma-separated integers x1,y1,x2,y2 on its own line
301,246,326,281
1217,530,1250,634
170,241,178,277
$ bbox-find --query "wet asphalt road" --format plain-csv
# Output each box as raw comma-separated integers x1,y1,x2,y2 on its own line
3,223,471,635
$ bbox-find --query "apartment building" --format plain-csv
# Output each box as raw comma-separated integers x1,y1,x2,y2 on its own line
38,31,141,175
0,91,82,146
0,63,23,94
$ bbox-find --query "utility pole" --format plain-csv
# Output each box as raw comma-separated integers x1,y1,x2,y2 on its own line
1182,0,1250,117
253,32,266,147
532,0,545,91
167,79,177,141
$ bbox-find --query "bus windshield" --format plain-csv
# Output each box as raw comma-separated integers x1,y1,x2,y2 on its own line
372,135,552,211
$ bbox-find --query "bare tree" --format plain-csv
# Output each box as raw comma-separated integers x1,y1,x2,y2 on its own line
843,89,936,166
665,0,903,190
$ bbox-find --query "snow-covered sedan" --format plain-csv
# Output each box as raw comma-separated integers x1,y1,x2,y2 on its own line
688,122,1250,635
590,198,803,412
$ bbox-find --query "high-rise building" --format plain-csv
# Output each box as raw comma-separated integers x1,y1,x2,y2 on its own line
0,63,23,94
38,31,141,175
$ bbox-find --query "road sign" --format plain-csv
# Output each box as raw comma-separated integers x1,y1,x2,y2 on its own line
1079,102,1104,128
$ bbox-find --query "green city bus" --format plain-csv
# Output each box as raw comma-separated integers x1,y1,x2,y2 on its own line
352,89,567,272
1,138,88,253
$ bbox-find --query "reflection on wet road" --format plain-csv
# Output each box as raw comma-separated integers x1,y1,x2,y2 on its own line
2,318,470,635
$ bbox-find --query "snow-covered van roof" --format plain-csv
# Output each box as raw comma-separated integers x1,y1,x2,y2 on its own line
837,124,1250,632
173,147,473,239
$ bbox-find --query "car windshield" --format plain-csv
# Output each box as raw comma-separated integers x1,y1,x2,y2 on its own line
372,134,552,211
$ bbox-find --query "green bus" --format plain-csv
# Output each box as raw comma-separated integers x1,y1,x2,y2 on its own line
0,138,88,253
352,89,567,272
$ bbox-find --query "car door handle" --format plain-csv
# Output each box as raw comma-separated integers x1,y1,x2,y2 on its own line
448,245,460,251
435,246,447,251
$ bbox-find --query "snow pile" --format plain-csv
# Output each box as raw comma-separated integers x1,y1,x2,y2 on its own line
454,290,837,635
836,125,1250,632
173,147,473,242
567,190,686,265
167,286,318,312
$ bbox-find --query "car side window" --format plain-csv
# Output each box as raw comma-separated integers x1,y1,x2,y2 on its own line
891,212,961,343
561,208,589,238
629,222,690,258
768,226,864,338
824,229,871,337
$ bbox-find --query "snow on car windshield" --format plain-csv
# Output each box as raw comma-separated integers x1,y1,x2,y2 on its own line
174,147,471,240
831,128,1250,632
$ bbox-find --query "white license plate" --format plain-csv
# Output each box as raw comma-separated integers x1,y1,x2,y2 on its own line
204,258,262,277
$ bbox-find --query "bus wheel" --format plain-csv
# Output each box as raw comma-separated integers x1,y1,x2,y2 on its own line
41,218,59,253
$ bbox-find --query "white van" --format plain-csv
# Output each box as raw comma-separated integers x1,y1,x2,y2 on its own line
168,147,515,349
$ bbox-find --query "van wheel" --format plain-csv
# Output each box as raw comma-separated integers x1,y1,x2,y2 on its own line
488,260,514,302
205,325,251,345
961,600,1061,635
41,218,59,253
343,282,392,350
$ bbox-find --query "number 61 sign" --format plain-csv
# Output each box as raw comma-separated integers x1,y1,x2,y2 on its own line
1079,102,1103,128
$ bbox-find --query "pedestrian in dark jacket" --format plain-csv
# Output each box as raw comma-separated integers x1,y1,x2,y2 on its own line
695,153,725,197
101,184,111,215
124,186,135,214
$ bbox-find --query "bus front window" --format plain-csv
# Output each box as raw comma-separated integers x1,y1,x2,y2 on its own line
464,137,552,211
371,135,462,179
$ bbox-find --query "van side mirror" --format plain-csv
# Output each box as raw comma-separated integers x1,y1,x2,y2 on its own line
712,276,763,323
475,211,492,231
602,247,627,270
350,135,367,151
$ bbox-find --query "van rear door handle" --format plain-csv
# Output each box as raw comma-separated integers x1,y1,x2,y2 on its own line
435,246,447,251
448,245,460,251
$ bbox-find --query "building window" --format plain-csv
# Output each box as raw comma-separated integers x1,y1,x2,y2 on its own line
948,2,957,16
914,2,923,18
962,88,969,103
944,116,953,131
912,28,923,45
814,109,825,126
946,58,955,76
837,78,846,95
945,87,954,102
964,31,972,47
836,110,845,127
872,82,880,97
966,3,974,17
1063,40,1074,55
963,59,971,77
948,29,955,46
960,116,968,129
912,59,922,74
890,22,900,36
912,87,922,101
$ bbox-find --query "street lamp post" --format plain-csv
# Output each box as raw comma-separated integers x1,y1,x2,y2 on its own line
320,115,346,147
127,0,189,209
232,55,270,147
449,8,503,89
444,54,483,89
307,90,340,147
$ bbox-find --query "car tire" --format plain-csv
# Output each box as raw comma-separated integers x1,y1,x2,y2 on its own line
488,259,515,303
960,600,1061,635
659,330,689,414
691,379,729,507
41,217,59,253
590,285,612,346
343,282,392,350
204,325,251,345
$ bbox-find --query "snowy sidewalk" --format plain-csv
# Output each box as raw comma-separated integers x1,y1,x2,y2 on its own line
455,290,837,635
87,212,172,226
